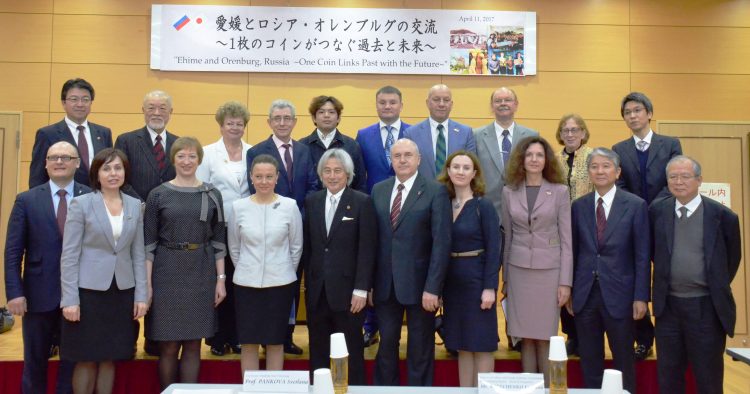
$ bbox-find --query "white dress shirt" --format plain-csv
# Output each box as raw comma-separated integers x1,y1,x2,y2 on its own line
389,171,419,210
196,137,252,221
594,185,617,219
494,121,516,153
64,117,94,167
272,135,294,170
675,194,702,218
316,129,337,149
632,129,654,151
379,119,402,148
428,117,450,160
146,126,168,150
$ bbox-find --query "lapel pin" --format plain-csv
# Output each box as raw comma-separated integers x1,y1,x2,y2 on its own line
97,136,101,140
347,205,351,210
546,191,552,195
417,190,423,196
453,128,459,133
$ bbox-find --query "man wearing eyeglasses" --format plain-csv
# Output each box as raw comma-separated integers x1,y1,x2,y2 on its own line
612,91,682,361
29,78,113,188
6,141,91,394
650,156,740,393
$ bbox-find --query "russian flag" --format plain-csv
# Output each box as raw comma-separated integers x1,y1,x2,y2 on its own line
173,15,191,31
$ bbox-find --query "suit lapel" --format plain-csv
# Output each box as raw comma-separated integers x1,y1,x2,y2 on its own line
115,197,135,252
136,128,161,173
418,122,435,171
313,191,327,241
326,188,352,243
56,121,76,145
582,193,598,247
646,134,663,168
481,125,504,173
446,120,460,155
90,125,105,152
701,197,718,269
601,189,629,245
91,193,117,250
262,138,290,188
664,197,676,255
530,180,552,214
621,138,641,174
394,175,425,230
36,185,60,236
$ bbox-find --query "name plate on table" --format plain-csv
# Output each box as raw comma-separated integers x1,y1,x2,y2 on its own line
478,373,545,394
242,370,309,393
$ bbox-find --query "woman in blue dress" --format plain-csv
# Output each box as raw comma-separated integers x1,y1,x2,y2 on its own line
437,150,501,387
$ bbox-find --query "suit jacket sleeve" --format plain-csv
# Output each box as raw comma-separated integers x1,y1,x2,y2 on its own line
557,187,574,287
354,195,377,291
654,138,683,201
724,208,742,282
500,187,513,282
227,202,241,265
60,197,86,307
114,136,144,201
633,198,651,302
301,195,313,272
29,129,52,188
612,144,628,192
465,128,478,154
4,194,29,301
352,144,368,193
131,202,147,303
424,185,452,296
289,205,304,272
480,198,501,290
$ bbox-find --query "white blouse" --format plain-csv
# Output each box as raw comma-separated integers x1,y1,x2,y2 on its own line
106,206,123,245
196,137,252,222
228,195,303,288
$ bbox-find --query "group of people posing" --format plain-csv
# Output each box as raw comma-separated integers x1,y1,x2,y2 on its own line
4,78,741,394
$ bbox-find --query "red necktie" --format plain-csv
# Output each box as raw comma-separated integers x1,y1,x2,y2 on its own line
596,197,606,248
390,183,404,228
76,125,89,170
57,189,68,236
282,144,293,188
153,134,166,171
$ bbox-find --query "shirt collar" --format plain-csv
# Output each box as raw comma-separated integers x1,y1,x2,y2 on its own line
272,134,293,148
64,116,88,130
494,121,515,137
146,126,167,144
326,187,345,201
595,185,617,208
395,171,419,192
316,128,338,143
633,129,654,145
675,194,702,217
49,179,75,197
380,119,402,131
428,117,449,131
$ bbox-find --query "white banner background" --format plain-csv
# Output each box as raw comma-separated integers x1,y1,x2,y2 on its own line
151,5,536,76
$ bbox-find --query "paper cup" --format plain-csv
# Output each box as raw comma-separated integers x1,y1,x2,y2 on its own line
330,332,349,358
548,335,567,361
601,369,623,393
313,368,335,394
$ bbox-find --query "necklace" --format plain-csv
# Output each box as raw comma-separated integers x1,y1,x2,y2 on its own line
453,198,464,210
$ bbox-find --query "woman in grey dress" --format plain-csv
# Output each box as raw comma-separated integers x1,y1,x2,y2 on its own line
144,137,226,389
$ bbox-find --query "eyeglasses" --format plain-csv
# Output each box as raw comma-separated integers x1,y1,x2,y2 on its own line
493,98,515,104
623,107,646,117
668,174,698,182
430,97,452,104
561,127,582,135
65,96,92,104
46,155,79,162
270,116,295,124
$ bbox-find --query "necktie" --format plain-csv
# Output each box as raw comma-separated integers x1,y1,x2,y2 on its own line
282,144,294,188
596,197,606,248
679,206,688,221
390,183,405,228
326,195,337,234
384,126,395,166
76,125,89,170
636,140,648,152
501,129,512,167
435,124,446,174
153,134,166,171
56,189,68,236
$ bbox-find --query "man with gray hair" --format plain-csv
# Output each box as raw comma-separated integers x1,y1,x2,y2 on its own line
568,147,649,393
650,155,741,393
302,148,376,384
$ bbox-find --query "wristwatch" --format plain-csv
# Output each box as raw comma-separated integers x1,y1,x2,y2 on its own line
217,274,227,280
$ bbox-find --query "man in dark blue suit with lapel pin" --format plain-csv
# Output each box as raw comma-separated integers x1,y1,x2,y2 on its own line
6,141,91,394
568,147,650,394
29,78,113,188
612,91,682,361
246,99,318,354
371,138,451,386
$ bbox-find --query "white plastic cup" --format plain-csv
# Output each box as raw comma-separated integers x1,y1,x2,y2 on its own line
601,369,623,394
313,368,335,394
330,332,349,358
549,335,568,361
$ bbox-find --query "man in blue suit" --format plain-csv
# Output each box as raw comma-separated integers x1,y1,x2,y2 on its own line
29,78,113,188
356,86,411,194
246,99,318,354
403,84,476,179
568,148,650,393
5,141,91,394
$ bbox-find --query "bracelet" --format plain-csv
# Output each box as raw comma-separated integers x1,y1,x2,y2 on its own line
217,274,226,280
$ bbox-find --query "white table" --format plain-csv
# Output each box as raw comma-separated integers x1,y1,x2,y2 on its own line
163,384,629,393
726,347,750,365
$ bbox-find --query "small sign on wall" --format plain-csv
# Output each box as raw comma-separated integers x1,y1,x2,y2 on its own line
700,182,731,208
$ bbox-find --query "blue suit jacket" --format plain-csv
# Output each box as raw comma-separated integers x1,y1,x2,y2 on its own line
4,181,91,312
356,121,411,193
612,133,682,205
29,120,113,188
571,188,650,319
246,136,319,212
403,119,477,179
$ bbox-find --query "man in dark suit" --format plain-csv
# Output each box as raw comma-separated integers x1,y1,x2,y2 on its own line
299,95,367,192
356,85,411,193
404,84,476,179
355,85,411,348
29,78,113,188
114,90,178,201
568,147,650,393
650,155,741,393
5,141,91,394
302,149,376,385
371,139,451,386
612,91,681,360
246,99,318,354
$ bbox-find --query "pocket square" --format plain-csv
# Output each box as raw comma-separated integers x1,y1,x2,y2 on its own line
342,216,355,221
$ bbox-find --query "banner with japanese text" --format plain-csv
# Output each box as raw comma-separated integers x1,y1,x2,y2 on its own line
151,5,536,76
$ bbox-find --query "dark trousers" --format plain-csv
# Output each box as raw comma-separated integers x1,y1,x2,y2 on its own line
306,289,366,385
363,305,379,334
634,309,655,348
575,283,636,394
374,288,435,386
206,259,238,348
560,306,577,340
656,295,726,394
21,310,74,394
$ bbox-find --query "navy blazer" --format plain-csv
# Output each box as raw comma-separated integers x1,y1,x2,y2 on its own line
29,120,113,188
298,129,368,192
4,182,91,312
403,119,477,179
371,173,452,305
571,188,650,319
115,127,178,201
650,196,741,336
246,136,319,212
612,133,682,205
356,121,411,193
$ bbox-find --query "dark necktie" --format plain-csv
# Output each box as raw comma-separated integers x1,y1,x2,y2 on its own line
56,189,68,236
596,197,606,248
76,125,89,170
390,183,405,228
501,129,512,167
679,206,688,221
435,124,446,175
282,144,294,188
384,126,395,166
153,134,166,171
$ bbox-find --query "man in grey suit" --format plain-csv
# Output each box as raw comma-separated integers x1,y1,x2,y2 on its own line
403,84,476,179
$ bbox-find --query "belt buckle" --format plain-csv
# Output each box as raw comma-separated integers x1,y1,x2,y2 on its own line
186,243,199,250
177,242,189,250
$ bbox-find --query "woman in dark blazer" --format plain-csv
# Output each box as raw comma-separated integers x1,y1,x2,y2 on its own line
501,136,572,386
60,148,147,394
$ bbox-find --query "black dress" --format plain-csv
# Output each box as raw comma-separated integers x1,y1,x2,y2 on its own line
443,197,501,352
